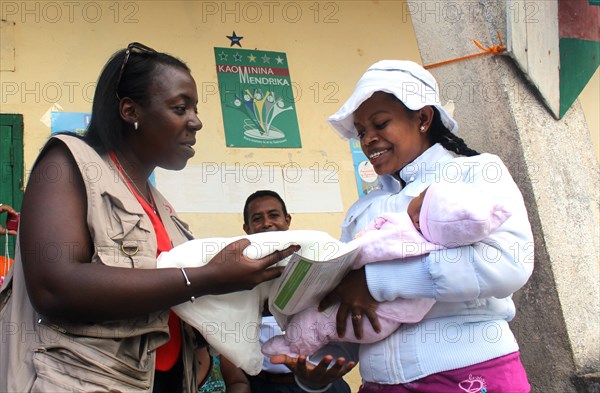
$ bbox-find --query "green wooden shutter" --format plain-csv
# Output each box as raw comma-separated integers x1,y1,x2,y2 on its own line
0,114,24,260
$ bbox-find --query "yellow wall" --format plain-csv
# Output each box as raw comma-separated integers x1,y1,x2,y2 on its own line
0,0,421,240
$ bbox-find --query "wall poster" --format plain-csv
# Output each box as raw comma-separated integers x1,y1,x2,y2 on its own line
214,47,301,148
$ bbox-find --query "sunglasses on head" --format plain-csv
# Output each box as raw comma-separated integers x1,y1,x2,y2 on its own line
115,42,157,100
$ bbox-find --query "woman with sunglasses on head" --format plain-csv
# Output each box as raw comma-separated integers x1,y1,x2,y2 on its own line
0,43,297,393
271,61,534,393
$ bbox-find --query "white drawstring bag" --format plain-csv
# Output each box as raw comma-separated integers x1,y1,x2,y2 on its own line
157,230,353,375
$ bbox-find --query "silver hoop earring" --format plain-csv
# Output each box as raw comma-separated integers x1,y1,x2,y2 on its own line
419,125,426,133
134,122,139,131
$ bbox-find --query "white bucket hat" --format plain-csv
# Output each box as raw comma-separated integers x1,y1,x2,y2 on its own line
328,60,458,139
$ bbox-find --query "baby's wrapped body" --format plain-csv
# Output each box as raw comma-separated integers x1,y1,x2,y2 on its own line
261,212,439,358
262,180,512,357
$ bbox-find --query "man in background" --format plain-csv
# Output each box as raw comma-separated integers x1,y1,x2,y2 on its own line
242,190,351,393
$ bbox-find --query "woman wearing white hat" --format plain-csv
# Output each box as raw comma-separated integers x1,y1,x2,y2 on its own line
271,60,534,393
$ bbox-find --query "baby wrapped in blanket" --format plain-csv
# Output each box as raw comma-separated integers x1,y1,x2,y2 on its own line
261,180,512,358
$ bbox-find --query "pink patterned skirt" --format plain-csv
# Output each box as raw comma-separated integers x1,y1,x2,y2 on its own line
358,352,530,393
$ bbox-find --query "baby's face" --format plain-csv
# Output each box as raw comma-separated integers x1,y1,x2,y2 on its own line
407,188,427,231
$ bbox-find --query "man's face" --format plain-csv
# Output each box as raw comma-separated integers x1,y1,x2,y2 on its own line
243,196,291,234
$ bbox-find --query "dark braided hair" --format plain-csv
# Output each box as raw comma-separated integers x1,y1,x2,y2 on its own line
428,107,479,157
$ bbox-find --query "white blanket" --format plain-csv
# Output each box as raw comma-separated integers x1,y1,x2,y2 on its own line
156,230,352,375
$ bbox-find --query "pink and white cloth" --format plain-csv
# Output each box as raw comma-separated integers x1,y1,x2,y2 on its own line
262,181,512,357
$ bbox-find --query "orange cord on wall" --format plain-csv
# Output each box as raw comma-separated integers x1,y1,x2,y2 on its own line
424,32,506,70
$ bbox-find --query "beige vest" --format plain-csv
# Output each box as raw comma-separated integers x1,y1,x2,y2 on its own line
0,135,197,392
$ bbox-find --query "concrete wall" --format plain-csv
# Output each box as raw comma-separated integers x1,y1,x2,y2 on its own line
407,0,600,391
